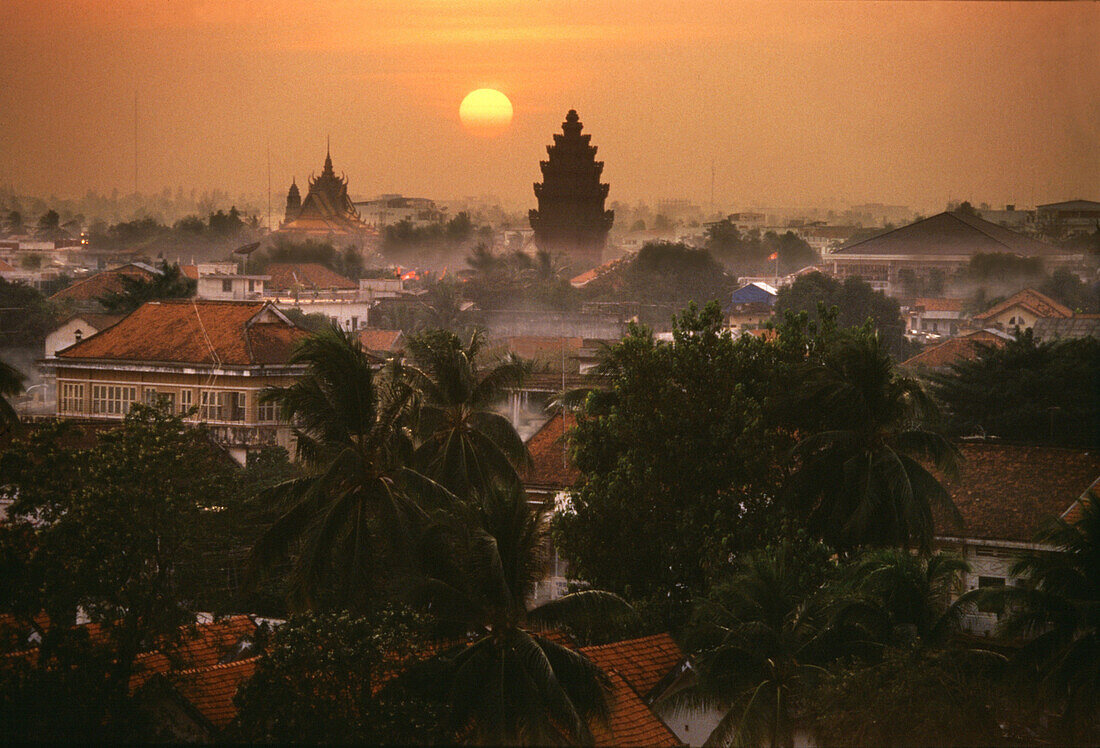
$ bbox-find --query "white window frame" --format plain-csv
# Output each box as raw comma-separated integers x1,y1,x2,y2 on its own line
60,382,84,414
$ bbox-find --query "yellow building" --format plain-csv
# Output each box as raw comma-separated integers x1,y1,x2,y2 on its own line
46,299,311,463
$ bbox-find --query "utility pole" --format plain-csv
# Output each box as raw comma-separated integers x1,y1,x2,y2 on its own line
133,91,139,196
266,144,272,232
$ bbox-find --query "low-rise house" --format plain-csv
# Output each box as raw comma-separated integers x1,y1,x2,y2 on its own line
581,633,724,747
44,313,125,358
971,288,1073,331
935,442,1100,635
194,262,268,301
905,297,965,337
900,328,1012,373
357,327,405,359
726,282,777,331
264,262,374,330
49,262,163,311
1032,314,1100,341
45,299,310,463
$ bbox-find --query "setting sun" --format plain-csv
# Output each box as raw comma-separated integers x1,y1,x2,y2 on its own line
459,88,513,136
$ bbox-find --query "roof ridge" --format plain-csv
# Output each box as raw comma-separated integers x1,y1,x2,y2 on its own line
946,211,1017,251
172,654,261,677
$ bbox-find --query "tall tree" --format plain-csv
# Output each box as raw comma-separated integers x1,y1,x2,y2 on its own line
785,332,961,553
0,357,24,433
774,272,908,357
231,609,453,743
254,326,432,611
676,538,846,748
970,496,1100,742
97,261,196,313
413,483,632,745
557,303,799,608
397,328,531,499
0,407,237,739
932,331,1100,448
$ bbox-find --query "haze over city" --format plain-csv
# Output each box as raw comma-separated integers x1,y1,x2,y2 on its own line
3,0,1097,210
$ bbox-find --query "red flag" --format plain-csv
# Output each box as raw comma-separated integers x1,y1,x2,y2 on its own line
768,252,778,261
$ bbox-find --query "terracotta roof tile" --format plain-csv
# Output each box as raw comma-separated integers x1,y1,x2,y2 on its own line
265,263,357,292
131,615,259,690
936,443,1100,543
901,330,1008,369
592,671,682,747
0,259,15,272
973,288,1074,322
911,297,964,313
358,327,404,353
49,264,157,303
581,633,685,698
166,656,260,729
57,300,309,366
523,412,580,489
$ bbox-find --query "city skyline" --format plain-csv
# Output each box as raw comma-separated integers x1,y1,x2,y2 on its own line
3,1,1097,212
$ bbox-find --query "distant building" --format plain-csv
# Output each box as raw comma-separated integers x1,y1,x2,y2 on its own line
1036,199,1100,237
726,282,777,331
899,328,1012,372
828,211,1074,295
904,297,965,337
971,288,1073,332
277,148,375,247
48,262,162,311
45,300,310,463
194,262,268,301
529,110,614,271
976,204,1033,231
263,263,374,331
353,195,443,228
936,444,1100,636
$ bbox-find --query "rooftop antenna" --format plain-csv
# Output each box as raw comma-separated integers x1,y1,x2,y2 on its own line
710,158,716,218
266,143,272,232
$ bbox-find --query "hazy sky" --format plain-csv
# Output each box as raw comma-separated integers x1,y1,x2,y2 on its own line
3,1,1097,213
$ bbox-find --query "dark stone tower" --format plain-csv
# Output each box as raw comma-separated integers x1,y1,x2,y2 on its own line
284,177,301,224
529,110,614,270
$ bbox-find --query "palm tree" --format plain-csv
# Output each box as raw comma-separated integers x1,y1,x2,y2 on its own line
0,356,24,433
253,325,441,611
413,483,633,745
973,495,1100,741
675,540,847,748
785,332,961,552
396,329,531,498
847,548,969,646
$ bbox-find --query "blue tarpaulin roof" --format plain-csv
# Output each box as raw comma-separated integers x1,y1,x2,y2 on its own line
729,282,777,305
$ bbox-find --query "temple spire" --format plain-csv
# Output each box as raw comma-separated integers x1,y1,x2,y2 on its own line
529,109,614,271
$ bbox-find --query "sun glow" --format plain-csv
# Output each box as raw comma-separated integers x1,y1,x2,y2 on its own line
459,88,513,136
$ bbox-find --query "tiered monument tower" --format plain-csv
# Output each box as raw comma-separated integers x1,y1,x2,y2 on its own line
529,110,614,270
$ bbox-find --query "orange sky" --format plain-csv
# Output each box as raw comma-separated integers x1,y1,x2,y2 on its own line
2,0,1097,212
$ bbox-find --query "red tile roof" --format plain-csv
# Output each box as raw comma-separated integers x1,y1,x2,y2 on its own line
901,329,1008,369
56,300,309,366
180,264,199,280
358,327,404,353
0,258,15,272
265,263,357,292
973,288,1074,322
49,263,158,303
911,297,964,313
166,656,260,729
132,615,259,690
581,633,685,699
523,412,580,489
937,443,1100,543
592,671,682,747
